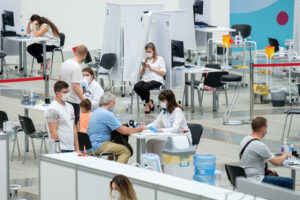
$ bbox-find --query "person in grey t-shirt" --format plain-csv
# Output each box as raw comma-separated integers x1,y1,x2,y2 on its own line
240,117,293,189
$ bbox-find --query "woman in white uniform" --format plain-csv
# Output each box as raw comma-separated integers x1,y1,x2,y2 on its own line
26,14,60,74
82,67,104,111
134,42,166,114
146,90,192,170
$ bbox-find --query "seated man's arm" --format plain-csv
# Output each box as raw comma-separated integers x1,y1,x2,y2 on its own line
269,153,290,166
116,126,143,135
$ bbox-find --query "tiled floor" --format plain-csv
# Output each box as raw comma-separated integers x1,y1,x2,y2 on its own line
2,51,300,199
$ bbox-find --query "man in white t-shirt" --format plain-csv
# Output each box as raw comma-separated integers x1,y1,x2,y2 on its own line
45,81,80,153
59,45,88,125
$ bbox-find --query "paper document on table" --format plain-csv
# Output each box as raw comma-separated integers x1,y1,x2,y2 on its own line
172,136,190,149
283,159,300,165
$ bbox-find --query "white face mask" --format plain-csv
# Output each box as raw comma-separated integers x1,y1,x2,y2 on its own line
61,92,70,102
146,52,153,59
111,190,120,200
83,75,90,84
161,102,167,109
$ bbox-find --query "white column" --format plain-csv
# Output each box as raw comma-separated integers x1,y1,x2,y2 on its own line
0,133,9,200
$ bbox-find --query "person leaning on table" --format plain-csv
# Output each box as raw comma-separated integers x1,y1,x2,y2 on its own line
45,81,80,153
239,117,293,189
26,14,60,74
145,90,192,169
87,92,143,164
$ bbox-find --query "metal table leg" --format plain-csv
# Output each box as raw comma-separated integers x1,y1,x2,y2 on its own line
42,41,50,104
136,138,146,164
191,73,195,113
213,90,217,111
19,41,22,71
207,32,213,59
291,168,296,190
22,41,27,75
185,73,189,106
242,46,247,87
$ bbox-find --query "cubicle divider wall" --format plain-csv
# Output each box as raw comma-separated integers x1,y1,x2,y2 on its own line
39,153,257,200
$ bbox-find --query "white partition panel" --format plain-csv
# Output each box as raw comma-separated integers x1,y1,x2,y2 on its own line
77,170,111,200
133,184,156,200
0,134,9,200
157,191,199,200
40,161,76,200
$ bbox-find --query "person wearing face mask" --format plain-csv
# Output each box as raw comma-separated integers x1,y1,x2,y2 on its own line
87,92,143,164
134,42,166,114
60,45,88,127
45,81,80,153
110,175,137,200
82,67,104,111
145,90,192,169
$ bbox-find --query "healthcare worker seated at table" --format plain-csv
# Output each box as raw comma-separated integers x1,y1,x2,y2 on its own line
145,90,192,169
26,14,60,74
82,67,104,111
134,42,166,114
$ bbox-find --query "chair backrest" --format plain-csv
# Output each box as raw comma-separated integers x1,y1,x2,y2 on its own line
231,24,251,38
225,164,247,188
171,40,185,68
0,111,9,130
78,132,93,151
59,33,65,47
203,64,228,88
268,37,280,52
187,123,203,146
84,51,92,64
100,53,117,70
18,115,36,135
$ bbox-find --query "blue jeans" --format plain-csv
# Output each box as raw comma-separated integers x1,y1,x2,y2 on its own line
61,150,74,153
262,176,293,190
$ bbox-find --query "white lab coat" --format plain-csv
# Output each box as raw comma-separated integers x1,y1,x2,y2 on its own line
84,80,104,111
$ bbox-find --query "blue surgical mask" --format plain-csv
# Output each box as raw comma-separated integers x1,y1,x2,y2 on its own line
109,108,114,112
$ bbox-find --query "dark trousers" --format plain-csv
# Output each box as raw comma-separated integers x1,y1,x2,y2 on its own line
68,102,80,125
262,175,293,190
27,43,57,63
134,80,162,103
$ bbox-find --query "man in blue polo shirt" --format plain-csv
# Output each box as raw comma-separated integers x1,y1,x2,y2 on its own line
87,92,143,164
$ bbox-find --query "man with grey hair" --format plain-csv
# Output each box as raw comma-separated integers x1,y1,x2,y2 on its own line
87,92,143,164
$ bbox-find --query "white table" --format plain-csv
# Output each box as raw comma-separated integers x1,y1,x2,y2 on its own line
283,163,300,190
130,131,178,164
39,153,258,200
0,133,9,200
5,36,49,76
174,66,224,113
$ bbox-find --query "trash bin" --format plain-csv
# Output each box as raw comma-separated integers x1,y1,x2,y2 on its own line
193,154,216,185
162,136,196,180
270,86,286,107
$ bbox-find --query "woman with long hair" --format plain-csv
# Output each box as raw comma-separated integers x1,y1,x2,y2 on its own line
110,174,137,200
134,42,166,114
146,90,192,170
26,14,60,73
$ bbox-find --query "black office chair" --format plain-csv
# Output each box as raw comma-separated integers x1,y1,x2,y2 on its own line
225,164,247,189
97,53,117,92
31,33,65,77
18,115,48,163
0,51,9,77
268,37,280,52
187,123,203,149
77,132,116,160
231,24,252,39
195,64,229,114
0,111,22,161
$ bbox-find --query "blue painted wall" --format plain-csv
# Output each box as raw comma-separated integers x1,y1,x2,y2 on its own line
230,0,294,49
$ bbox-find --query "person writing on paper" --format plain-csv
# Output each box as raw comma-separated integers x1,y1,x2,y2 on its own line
26,14,60,74
82,67,104,111
134,42,166,114
145,90,192,169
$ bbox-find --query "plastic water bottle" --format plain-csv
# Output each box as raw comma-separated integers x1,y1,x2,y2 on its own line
282,139,289,153
193,154,216,185
196,57,201,68
21,25,25,36
290,141,294,152
29,91,35,106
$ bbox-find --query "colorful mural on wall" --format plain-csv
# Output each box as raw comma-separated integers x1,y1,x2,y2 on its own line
230,0,294,49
